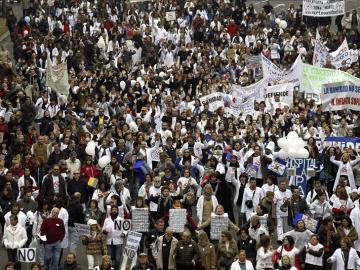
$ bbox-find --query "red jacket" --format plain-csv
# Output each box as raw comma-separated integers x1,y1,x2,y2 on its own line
40,217,65,244
80,164,100,183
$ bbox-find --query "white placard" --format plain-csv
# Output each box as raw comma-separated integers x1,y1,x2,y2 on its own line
166,11,176,21
210,213,229,240
169,209,187,233
18,248,36,262
74,223,91,236
131,207,149,232
114,219,132,232
264,83,294,112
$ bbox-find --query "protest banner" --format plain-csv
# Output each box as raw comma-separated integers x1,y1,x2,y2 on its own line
321,81,360,111
313,29,328,67
302,0,345,17
329,39,351,69
131,207,149,232
74,223,91,236
199,92,224,112
165,11,176,21
224,91,254,117
320,137,360,152
123,231,142,259
264,83,294,112
114,219,132,233
268,160,286,176
245,55,262,69
169,209,187,233
46,55,70,96
210,213,229,240
261,54,284,82
299,63,360,103
18,248,36,262
287,159,318,197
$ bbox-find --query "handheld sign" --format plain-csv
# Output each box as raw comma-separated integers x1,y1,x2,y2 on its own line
169,209,186,233
18,248,36,262
74,223,91,236
210,213,229,240
114,219,132,233
131,207,149,232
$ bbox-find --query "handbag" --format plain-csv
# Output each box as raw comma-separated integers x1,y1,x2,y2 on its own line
245,190,256,209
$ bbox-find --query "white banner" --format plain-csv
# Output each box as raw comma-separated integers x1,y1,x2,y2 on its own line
210,213,229,240
313,29,328,67
329,38,351,69
265,83,294,112
302,0,345,17
300,63,360,104
199,92,224,112
46,55,70,96
261,54,284,82
131,207,149,232
169,209,187,233
321,81,360,111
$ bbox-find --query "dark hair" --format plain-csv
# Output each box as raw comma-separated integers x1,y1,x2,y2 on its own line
239,227,249,235
283,235,295,247
342,216,353,228
30,262,41,269
88,199,99,209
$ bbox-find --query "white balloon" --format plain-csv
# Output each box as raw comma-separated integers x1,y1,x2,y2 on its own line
98,155,111,168
298,148,310,159
85,145,96,156
280,20,287,29
181,128,187,135
287,131,298,140
287,147,298,159
292,138,306,149
277,137,287,149
120,81,126,90
278,149,288,159
87,141,96,149
275,18,281,24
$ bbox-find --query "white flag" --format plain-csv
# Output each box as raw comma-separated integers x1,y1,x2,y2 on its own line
46,55,70,96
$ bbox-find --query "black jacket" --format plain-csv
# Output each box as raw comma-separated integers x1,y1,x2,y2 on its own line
237,236,257,260
67,178,88,204
68,199,84,227
40,174,67,202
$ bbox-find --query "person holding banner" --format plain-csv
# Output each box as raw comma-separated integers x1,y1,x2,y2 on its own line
330,152,360,192
3,215,28,270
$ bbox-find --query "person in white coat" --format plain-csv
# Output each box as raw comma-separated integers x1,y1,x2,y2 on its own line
327,237,360,270
196,184,218,226
350,205,360,255
3,215,28,268
230,250,254,270
274,179,292,242
256,235,274,270
330,152,360,192
241,177,264,221
102,206,124,270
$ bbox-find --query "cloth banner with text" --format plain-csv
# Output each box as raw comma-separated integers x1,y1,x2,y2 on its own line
321,81,360,111
302,0,345,17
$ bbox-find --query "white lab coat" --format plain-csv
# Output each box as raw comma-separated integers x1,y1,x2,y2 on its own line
230,259,254,270
328,247,360,270
331,156,360,191
350,207,360,251
196,195,218,224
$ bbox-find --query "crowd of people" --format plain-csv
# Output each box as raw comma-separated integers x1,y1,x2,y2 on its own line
0,0,360,269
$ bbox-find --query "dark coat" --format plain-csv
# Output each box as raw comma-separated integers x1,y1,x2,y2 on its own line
40,174,67,202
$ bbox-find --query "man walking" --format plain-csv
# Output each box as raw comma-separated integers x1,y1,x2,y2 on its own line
40,207,65,270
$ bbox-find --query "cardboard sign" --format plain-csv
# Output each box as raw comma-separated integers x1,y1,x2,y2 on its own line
169,209,187,233
74,223,91,236
210,213,229,240
18,248,36,262
131,207,149,232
